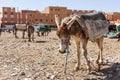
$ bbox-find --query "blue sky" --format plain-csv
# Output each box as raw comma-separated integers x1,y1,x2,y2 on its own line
0,0,120,12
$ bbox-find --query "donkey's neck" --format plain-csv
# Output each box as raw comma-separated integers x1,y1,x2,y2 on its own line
68,21,84,37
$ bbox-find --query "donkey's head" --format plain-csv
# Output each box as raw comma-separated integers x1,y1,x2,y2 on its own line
55,15,74,53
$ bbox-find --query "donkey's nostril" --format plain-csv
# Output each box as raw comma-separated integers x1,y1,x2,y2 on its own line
59,50,65,54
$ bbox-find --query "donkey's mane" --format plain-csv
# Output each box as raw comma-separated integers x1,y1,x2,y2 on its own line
61,16,72,25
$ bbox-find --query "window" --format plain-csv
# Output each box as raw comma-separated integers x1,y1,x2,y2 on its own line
11,18,14,21
40,19,42,22
11,12,14,15
36,19,38,21
30,14,32,16
51,19,53,22
4,12,7,14
55,8,57,11
46,19,48,22
58,9,60,11
51,8,53,11
67,14,70,16
58,14,60,16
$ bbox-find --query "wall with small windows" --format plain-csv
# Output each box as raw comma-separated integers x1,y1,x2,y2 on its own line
0,13,2,26
1,6,119,26
2,7,16,25
0,6,93,26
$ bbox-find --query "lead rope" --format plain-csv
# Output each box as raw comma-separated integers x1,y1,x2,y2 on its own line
64,41,70,74
64,28,71,74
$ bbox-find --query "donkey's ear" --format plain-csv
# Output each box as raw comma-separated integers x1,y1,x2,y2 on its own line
55,15,61,28
66,16,76,29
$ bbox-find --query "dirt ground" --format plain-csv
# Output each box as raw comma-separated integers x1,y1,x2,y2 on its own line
0,31,120,80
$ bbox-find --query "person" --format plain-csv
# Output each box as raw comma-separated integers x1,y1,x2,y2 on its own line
0,24,2,35
115,20,120,41
116,25,120,41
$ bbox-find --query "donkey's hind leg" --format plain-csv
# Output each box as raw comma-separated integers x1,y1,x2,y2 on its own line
95,36,104,65
32,33,34,41
117,33,120,41
81,38,91,71
37,32,40,37
22,31,25,39
28,32,31,42
15,30,18,38
74,40,80,71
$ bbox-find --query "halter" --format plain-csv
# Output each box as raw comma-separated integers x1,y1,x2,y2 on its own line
62,16,74,74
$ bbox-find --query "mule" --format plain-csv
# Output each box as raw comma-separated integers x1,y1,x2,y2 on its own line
55,12,109,71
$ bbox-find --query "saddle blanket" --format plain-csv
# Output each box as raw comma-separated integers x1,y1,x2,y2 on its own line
15,24,27,30
4,25,14,29
74,13,109,41
84,20,109,41
33,25,40,32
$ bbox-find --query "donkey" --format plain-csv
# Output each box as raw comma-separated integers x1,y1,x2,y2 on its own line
13,24,27,38
41,25,51,36
13,24,34,41
27,25,34,42
36,25,51,36
55,12,109,71
0,28,2,36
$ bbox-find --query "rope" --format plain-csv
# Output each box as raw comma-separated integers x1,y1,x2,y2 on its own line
64,28,71,74
64,45,69,74
88,60,98,70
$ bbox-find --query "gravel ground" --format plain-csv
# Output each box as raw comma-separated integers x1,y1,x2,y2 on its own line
0,31,120,80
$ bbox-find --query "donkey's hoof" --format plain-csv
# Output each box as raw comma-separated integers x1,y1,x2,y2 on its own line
28,40,31,42
96,60,99,64
96,60,103,65
97,64,101,71
74,67,79,71
74,65,80,71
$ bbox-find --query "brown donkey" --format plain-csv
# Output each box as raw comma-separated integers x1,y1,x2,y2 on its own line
55,12,109,71
27,25,34,42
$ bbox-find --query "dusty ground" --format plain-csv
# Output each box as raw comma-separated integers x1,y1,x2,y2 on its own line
0,31,120,80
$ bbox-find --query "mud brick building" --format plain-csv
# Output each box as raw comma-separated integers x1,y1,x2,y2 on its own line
0,6,120,27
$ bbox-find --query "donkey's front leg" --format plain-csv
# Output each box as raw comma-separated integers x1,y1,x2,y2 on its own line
15,30,18,38
28,33,31,42
32,33,34,41
23,31,25,39
74,40,80,71
37,32,40,37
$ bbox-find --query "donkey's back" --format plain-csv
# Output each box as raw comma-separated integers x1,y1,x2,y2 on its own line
15,24,27,30
79,12,106,20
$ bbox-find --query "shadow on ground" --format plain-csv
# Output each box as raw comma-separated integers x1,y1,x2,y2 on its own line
35,40,47,43
88,62,120,80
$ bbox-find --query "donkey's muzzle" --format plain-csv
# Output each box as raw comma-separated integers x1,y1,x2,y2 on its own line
59,50,66,54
